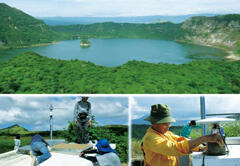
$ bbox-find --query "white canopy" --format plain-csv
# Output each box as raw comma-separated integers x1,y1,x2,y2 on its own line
196,117,235,124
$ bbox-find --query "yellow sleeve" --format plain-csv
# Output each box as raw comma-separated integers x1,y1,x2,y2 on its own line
170,132,200,152
144,132,190,156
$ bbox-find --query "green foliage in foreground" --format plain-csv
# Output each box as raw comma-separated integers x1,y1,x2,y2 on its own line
0,136,51,154
0,136,31,154
1,52,240,94
66,120,128,162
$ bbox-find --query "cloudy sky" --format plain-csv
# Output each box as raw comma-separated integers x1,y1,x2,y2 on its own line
131,95,240,121
1,0,240,17
0,95,128,131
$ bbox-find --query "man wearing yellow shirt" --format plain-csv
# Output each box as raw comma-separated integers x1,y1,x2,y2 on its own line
142,104,224,166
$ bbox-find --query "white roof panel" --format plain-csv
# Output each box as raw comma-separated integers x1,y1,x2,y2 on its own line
196,117,235,124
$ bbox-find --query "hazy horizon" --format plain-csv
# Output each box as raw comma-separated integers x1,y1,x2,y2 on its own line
1,0,239,17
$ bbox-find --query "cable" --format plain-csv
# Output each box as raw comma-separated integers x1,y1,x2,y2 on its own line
218,128,229,153
202,153,205,166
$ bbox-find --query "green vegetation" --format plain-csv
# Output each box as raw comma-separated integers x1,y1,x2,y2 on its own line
0,136,32,154
65,117,128,163
1,3,240,94
80,38,91,47
52,22,182,40
0,3,65,48
1,52,240,94
0,124,29,135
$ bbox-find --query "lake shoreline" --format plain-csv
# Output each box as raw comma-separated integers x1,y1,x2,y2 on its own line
0,41,58,50
1,38,234,66
176,39,240,61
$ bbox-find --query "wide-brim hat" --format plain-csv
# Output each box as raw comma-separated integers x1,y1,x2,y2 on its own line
144,104,176,124
96,139,116,153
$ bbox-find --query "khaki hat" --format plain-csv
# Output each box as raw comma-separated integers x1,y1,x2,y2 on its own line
144,104,176,124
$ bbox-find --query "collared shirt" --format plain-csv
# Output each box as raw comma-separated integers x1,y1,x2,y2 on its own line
74,100,92,121
142,127,191,166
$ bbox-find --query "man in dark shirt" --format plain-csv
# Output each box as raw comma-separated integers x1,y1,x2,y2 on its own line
30,134,51,166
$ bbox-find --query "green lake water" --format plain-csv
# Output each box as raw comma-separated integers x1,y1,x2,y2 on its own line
0,38,227,67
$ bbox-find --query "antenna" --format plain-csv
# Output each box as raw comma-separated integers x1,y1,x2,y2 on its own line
49,104,54,141
48,104,66,141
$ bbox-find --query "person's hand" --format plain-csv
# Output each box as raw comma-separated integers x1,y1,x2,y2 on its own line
199,145,207,152
206,134,224,146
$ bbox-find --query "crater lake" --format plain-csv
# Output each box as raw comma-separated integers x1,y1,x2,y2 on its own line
0,38,227,67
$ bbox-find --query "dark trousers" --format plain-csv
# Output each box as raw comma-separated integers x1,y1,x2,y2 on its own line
77,120,89,144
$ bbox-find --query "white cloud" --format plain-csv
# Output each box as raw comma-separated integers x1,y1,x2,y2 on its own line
131,95,240,121
0,96,128,130
130,97,148,119
92,98,128,119
1,0,240,17
206,95,240,114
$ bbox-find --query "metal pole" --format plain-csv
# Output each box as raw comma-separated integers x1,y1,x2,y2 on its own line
200,96,207,136
49,104,53,141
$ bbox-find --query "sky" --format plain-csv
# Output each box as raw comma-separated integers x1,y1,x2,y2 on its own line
0,95,128,131
0,0,240,17
131,95,240,121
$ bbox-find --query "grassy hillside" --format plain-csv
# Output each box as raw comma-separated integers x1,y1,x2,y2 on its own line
0,3,62,48
1,52,240,94
0,124,29,135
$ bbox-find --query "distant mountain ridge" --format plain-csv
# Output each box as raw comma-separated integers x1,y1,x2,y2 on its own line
39,14,216,25
132,115,189,126
0,124,30,135
52,21,181,40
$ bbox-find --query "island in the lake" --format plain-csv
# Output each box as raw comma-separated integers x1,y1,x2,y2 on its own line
80,39,91,47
